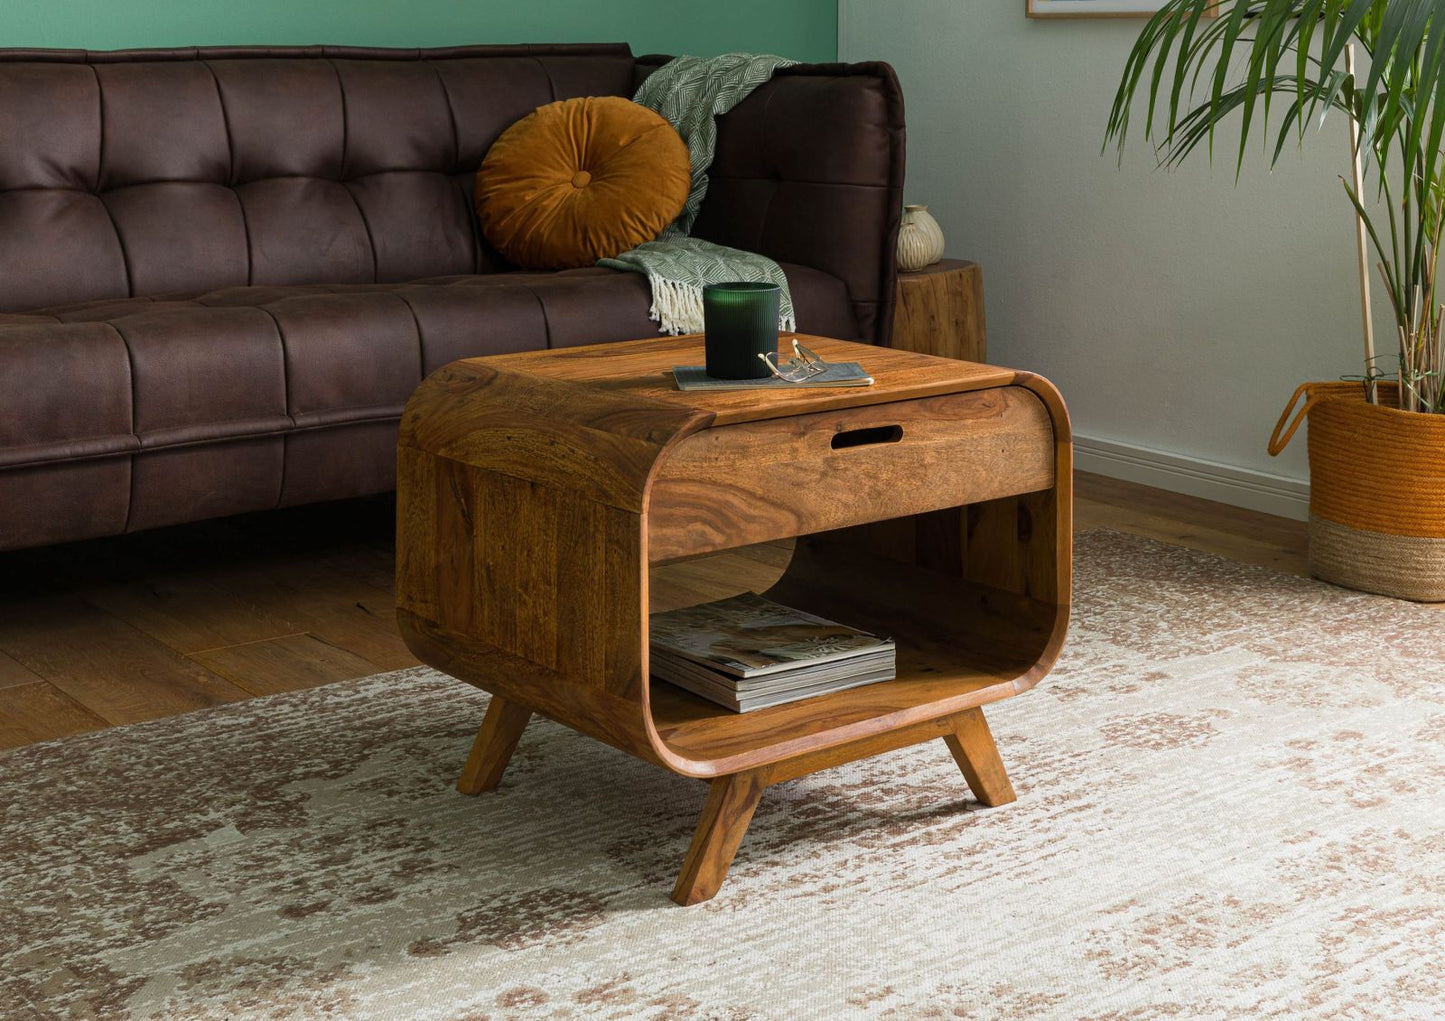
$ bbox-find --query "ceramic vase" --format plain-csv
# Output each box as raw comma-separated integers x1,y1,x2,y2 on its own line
896,204,945,271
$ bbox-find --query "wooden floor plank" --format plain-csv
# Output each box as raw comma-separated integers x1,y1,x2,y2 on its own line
1080,470,1306,566
190,633,384,697
1074,471,1310,577
312,545,399,594
1076,471,1308,549
82,574,303,656
0,649,43,690
0,596,252,724
0,681,109,749
201,560,418,671
1076,498,1309,576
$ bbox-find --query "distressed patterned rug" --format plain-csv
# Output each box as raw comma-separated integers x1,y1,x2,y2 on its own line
4,531,1444,1020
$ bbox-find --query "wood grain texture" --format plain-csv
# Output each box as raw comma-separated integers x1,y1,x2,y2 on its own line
649,543,792,612
81,574,298,655
649,373,1074,782
647,387,1054,561
456,695,533,795
671,768,768,906
0,596,250,724
391,334,1070,902
474,334,1017,426
0,681,107,749
667,703,1018,905
200,560,416,671
944,707,1017,807
649,544,1058,775
397,608,660,767
190,633,381,697
400,362,700,512
0,496,406,731
889,259,987,363
396,456,645,715
0,649,42,690
396,337,1071,784
761,712,962,786
1074,471,1310,575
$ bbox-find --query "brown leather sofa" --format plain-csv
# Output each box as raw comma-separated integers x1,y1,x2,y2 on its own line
0,44,905,552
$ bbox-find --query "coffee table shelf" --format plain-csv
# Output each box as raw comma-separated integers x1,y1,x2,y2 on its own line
647,540,1056,772
396,335,1071,904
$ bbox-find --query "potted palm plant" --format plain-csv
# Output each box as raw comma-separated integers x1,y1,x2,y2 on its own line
1107,0,1445,601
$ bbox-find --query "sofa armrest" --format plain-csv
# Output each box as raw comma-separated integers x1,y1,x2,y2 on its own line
636,58,906,344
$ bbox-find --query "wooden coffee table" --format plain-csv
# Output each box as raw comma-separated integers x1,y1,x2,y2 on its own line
395,334,1071,905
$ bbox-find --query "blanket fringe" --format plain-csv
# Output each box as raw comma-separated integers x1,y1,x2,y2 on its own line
647,274,797,337
647,275,706,336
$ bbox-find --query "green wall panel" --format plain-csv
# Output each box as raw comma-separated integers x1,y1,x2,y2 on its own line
1,1,837,63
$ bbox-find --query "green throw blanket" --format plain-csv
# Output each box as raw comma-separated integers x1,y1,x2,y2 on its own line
599,53,797,335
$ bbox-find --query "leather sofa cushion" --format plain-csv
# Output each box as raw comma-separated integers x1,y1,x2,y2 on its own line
476,97,689,269
0,264,856,471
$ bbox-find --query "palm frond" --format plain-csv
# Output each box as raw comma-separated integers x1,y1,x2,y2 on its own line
1106,0,1445,410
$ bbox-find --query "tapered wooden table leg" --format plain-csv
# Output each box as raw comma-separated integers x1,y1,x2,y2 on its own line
943,707,1017,807
457,696,533,795
671,769,769,906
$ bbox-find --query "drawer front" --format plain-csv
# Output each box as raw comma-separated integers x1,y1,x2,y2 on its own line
647,386,1054,561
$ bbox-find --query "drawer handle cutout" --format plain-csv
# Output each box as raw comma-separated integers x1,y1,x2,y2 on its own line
831,424,903,449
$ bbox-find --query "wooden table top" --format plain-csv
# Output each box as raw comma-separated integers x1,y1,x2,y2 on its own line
473,334,1025,426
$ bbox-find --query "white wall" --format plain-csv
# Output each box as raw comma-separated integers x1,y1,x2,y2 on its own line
840,1,1386,517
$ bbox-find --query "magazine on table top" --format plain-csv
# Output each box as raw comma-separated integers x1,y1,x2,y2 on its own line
648,592,892,680
671,363,874,390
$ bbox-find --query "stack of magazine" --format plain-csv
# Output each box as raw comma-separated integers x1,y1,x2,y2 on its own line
649,592,895,713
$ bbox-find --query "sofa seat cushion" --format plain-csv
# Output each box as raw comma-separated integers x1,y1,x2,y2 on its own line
0,262,856,471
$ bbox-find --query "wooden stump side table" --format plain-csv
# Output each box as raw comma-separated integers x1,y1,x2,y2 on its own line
395,335,1072,905
890,259,986,363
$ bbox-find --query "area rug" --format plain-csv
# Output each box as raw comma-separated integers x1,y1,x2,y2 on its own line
3,531,1443,1020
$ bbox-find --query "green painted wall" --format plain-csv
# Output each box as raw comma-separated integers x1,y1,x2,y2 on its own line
1,1,837,63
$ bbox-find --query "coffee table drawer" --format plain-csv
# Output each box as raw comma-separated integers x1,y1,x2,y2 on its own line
647,385,1053,561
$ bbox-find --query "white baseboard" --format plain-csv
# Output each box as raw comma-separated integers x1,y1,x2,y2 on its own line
1074,435,1310,521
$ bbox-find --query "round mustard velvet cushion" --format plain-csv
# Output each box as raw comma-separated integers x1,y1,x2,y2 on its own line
475,96,690,270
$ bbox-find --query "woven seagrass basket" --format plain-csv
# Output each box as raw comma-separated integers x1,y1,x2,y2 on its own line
1271,381,1445,602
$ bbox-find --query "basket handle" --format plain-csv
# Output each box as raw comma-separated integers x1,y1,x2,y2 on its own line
1267,381,1362,456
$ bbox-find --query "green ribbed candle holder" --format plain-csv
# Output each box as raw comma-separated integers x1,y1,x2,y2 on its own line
703,281,780,379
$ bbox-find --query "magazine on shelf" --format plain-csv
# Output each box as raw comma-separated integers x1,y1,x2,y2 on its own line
648,592,895,712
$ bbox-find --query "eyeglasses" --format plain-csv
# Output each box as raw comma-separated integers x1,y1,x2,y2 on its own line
759,338,829,382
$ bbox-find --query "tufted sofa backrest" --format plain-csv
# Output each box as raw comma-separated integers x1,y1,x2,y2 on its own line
0,44,636,313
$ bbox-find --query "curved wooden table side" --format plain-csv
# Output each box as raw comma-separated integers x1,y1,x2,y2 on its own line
396,335,1072,905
